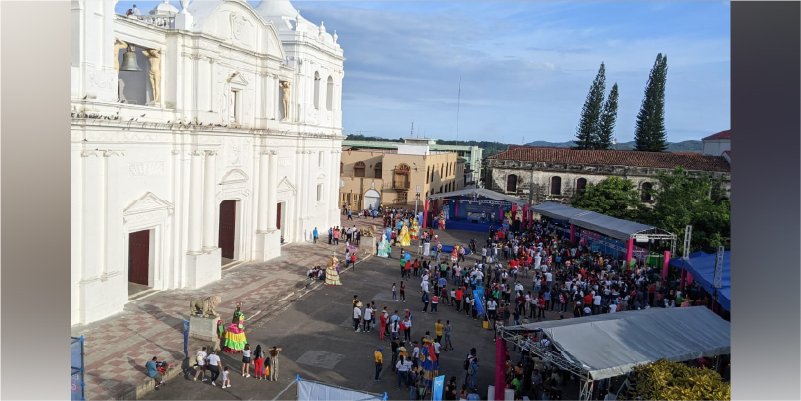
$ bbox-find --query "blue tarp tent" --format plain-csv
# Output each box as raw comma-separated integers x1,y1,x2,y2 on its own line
670,251,731,312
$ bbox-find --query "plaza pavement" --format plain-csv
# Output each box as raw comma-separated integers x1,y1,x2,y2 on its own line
71,214,565,400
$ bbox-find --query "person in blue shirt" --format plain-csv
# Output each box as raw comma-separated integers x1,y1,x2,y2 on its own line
312,227,319,244
145,356,164,390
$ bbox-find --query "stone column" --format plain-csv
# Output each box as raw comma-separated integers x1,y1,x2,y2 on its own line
80,150,106,282
267,150,279,230
188,150,204,254
104,150,125,278
257,151,270,232
202,150,218,250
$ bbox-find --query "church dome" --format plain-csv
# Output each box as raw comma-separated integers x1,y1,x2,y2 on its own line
150,0,179,16
254,0,299,20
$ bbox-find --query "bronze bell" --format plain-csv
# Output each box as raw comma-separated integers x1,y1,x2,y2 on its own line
120,46,141,71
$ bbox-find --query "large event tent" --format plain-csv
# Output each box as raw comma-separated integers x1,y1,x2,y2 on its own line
499,306,731,399
670,251,731,312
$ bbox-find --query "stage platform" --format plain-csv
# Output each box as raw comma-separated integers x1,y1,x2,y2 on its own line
434,219,492,233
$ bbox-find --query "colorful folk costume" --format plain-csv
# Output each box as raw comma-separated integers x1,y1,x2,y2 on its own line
438,211,446,230
377,234,390,258
223,305,247,353
399,222,412,247
450,245,460,263
325,256,342,286
410,217,420,240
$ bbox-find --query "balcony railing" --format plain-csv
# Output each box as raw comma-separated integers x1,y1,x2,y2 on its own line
391,181,410,190
121,13,176,29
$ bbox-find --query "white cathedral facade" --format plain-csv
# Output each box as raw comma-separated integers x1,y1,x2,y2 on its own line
71,0,344,325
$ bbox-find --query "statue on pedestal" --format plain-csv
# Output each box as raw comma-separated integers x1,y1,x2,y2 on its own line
189,295,222,317
280,81,291,121
142,48,162,105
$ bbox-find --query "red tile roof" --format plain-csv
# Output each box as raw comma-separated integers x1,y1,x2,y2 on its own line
489,146,730,172
703,130,731,140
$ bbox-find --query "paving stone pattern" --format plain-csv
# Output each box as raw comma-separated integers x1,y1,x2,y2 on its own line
71,226,369,401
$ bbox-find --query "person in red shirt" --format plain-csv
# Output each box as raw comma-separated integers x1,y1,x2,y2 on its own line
454,288,464,312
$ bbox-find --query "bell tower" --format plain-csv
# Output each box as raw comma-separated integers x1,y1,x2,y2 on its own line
71,0,119,102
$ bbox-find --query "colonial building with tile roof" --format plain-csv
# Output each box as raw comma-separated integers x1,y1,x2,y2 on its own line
484,141,730,204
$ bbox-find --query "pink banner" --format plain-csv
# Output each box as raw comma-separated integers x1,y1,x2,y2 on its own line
495,338,508,400
686,272,694,285
570,224,575,244
626,237,634,268
499,205,503,221
423,199,430,229
522,204,529,224
661,251,671,281
454,201,459,219
511,203,517,219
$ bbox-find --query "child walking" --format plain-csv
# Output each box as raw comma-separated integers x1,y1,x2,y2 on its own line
392,283,397,301
222,366,231,388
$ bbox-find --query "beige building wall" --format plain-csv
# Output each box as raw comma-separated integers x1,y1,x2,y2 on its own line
339,149,465,210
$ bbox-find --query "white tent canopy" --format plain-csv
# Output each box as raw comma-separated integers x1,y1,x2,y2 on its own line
503,307,731,380
532,201,659,241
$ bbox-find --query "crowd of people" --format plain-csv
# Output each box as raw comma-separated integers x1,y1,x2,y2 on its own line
354,203,715,400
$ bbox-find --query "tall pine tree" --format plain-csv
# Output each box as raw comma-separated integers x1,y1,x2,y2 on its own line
598,83,619,150
575,63,606,150
634,54,668,152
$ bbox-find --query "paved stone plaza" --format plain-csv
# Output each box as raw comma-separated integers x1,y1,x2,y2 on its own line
72,216,563,400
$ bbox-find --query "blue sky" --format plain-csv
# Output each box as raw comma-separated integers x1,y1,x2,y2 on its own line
116,0,730,143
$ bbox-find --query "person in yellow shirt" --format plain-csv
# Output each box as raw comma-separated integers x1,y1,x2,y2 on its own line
434,319,445,344
374,347,384,381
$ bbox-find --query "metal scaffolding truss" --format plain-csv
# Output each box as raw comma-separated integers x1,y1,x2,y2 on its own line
498,328,596,400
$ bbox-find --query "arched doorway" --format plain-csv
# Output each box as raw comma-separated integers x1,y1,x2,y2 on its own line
506,174,518,192
363,189,381,211
128,229,154,296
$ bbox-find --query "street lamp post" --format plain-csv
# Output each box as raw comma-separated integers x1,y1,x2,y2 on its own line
415,185,421,216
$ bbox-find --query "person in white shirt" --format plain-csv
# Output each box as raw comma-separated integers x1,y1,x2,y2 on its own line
353,305,363,332
363,305,374,332
193,347,208,381
608,302,618,313
206,351,222,386
593,294,602,314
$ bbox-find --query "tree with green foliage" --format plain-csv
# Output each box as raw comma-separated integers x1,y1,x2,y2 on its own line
571,176,643,220
648,168,730,253
634,54,668,152
623,359,730,401
597,83,619,150
575,63,606,150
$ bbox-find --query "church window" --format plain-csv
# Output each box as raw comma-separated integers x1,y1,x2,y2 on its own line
550,176,562,196
506,174,518,193
354,161,366,177
326,76,334,111
576,178,588,195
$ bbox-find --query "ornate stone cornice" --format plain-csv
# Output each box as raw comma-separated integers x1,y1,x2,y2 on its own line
189,150,205,157
204,150,218,157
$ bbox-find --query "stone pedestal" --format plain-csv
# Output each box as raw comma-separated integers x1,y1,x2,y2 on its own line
254,229,281,261
189,315,221,352
186,249,221,289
